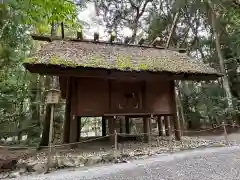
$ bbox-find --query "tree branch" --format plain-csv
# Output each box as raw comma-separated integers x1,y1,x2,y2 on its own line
139,0,152,17
129,0,138,10
166,11,180,48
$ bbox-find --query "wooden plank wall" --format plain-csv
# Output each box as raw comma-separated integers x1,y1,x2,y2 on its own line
63,77,174,116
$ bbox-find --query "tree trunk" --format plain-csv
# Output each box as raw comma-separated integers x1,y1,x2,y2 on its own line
39,23,59,147
208,1,234,123
176,84,186,134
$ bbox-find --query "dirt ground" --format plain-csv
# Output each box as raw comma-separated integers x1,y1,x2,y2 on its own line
1,130,240,161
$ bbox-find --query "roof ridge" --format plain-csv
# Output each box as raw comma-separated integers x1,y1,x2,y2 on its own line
31,34,187,53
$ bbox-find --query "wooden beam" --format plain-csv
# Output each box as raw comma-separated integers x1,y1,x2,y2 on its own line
30,34,187,52
104,112,173,117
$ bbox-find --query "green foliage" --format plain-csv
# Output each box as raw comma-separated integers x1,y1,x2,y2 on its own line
0,0,84,144
6,0,79,26
1,0,240,145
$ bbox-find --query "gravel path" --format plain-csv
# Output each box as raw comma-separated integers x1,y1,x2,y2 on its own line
201,132,240,144
6,146,240,180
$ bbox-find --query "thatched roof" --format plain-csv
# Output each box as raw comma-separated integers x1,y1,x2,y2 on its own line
24,39,222,79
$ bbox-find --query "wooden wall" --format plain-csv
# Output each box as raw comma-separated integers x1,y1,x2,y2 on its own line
110,81,143,113
60,77,175,116
76,78,109,116
145,80,174,114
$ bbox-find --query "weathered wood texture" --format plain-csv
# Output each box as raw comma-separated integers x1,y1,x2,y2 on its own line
61,77,181,142
76,78,109,116
61,77,175,117
157,116,164,136
143,117,150,143
145,81,173,114
63,77,71,143
170,81,181,140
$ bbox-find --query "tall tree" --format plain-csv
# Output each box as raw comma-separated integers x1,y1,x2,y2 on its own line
94,0,153,42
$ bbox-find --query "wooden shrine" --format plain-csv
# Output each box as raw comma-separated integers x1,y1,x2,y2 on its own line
23,33,222,145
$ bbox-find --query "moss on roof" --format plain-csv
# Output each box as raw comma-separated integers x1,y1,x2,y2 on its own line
24,40,221,76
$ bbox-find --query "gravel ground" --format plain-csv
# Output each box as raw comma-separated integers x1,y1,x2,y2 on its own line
5,146,240,180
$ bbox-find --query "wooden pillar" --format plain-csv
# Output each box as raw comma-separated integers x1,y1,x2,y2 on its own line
143,117,149,143
125,116,130,134
149,117,152,133
108,117,115,143
165,116,170,136
69,78,78,148
76,116,81,142
69,114,78,148
119,117,123,133
157,116,164,136
172,114,181,141
63,78,71,143
102,117,106,136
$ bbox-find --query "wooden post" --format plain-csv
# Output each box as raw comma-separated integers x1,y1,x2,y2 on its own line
45,88,60,172
102,117,106,136
68,78,78,148
222,121,229,145
149,117,152,133
125,116,130,134
169,127,173,152
148,116,152,155
69,114,78,148
148,130,151,155
165,116,170,136
172,114,181,141
119,117,123,134
157,116,164,136
114,130,118,151
76,116,81,142
63,78,71,143
143,117,149,143
47,104,54,171
108,117,115,143
113,129,118,160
